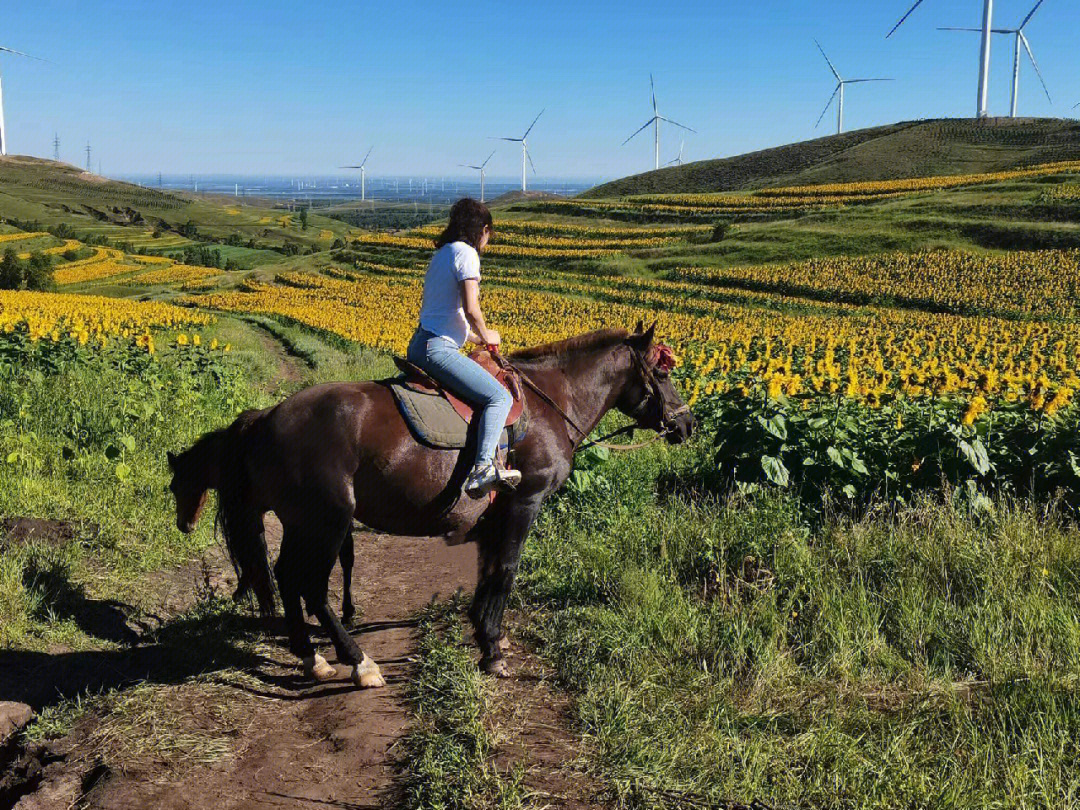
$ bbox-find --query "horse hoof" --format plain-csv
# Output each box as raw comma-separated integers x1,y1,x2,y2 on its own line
352,655,386,689
480,657,511,678
303,654,336,682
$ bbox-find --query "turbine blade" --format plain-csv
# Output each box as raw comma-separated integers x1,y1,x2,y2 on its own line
0,45,47,61
496,137,522,142
622,119,655,145
339,166,363,169
658,116,697,133
651,74,657,115
523,108,545,139
844,78,896,83
815,84,841,128
1020,33,1052,104
359,146,373,168
481,150,495,168
887,0,927,38
814,39,842,81
526,148,537,175
937,27,986,32
1019,0,1045,31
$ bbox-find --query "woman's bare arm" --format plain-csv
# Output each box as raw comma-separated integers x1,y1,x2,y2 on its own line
461,279,499,346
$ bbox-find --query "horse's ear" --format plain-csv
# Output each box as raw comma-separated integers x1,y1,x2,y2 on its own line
642,322,656,347
166,450,177,470
633,320,644,334
627,323,656,352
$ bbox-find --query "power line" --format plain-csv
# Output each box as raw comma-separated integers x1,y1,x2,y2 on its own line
85,142,92,172
52,133,60,162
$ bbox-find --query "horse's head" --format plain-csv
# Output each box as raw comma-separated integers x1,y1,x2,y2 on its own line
167,448,210,534
616,323,696,444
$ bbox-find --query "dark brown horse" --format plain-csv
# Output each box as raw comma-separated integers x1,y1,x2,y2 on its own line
167,324,694,686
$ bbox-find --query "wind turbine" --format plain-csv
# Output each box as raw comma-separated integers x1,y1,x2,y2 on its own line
666,140,686,167
938,0,1050,118
340,146,373,201
495,110,543,192
0,45,45,157
623,75,696,172
888,0,995,119
813,40,893,135
459,150,495,202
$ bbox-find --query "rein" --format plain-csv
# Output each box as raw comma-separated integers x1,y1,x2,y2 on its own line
487,346,680,454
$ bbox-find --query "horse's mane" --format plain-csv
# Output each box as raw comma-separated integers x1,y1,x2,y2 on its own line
509,328,630,366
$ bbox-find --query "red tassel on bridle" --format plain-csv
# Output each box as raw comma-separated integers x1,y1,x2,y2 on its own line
647,343,677,373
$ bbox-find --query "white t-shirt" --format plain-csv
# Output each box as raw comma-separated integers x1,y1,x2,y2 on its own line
418,241,481,347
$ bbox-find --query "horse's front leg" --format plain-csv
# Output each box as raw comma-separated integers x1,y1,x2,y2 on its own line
469,493,543,677
339,529,356,626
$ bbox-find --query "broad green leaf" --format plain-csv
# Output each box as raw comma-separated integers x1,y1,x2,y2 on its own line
827,446,844,468
959,439,991,476
757,414,788,441
761,454,790,487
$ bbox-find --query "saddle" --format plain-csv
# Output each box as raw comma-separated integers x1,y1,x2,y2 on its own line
385,349,528,451
392,350,526,428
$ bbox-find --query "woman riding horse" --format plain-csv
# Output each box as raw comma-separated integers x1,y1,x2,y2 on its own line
407,198,520,498
168,314,694,686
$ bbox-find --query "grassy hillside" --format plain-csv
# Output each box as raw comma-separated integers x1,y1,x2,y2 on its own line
0,155,351,259
587,117,1080,197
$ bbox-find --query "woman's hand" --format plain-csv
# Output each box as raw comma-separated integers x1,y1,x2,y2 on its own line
483,330,501,347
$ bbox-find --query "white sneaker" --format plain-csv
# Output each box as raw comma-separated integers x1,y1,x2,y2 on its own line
464,463,522,498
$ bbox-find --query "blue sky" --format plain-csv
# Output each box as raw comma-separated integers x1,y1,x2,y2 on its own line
4,0,1078,180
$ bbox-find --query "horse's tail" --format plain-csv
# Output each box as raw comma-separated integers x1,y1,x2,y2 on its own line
215,409,267,596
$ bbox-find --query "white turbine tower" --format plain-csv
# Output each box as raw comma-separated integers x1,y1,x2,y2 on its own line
340,146,373,201
0,45,45,157
813,40,893,135
459,150,495,202
666,140,686,167
938,0,1050,118
623,75,696,171
888,0,995,119
495,110,543,192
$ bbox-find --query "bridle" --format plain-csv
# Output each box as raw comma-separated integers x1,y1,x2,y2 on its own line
490,342,691,453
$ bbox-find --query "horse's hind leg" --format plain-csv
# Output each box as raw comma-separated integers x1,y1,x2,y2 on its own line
275,525,333,681
339,529,356,626
302,505,384,688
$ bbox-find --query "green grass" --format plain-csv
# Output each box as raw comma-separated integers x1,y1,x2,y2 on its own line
0,328,269,649
515,442,1080,809
400,599,524,810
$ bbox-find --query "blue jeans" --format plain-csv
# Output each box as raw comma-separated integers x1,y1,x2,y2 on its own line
407,328,512,467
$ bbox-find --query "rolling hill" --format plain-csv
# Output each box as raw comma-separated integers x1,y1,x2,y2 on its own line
0,154,350,254
585,117,1080,197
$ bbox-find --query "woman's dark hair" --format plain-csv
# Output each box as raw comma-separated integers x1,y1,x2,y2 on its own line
434,198,494,250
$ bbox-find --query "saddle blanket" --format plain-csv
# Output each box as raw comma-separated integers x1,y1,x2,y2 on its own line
387,379,529,450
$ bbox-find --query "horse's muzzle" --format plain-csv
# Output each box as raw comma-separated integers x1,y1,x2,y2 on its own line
665,411,696,444
177,519,197,534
